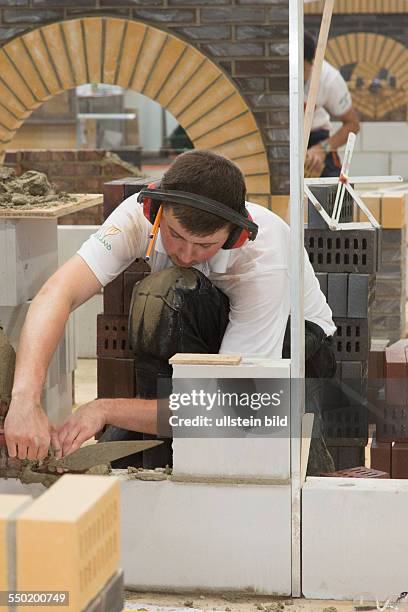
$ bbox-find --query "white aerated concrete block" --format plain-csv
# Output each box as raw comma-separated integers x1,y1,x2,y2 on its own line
58,226,102,358
361,122,408,153
58,225,98,265
391,153,408,179
42,372,73,426
171,359,291,479
348,152,390,176
302,477,408,600
120,478,291,595
0,219,58,306
75,294,103,358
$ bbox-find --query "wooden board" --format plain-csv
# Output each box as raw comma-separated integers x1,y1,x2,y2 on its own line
169,353,242,366
0,193,103,219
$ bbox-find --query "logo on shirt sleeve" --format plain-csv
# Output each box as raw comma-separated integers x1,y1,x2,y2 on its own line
95,225,121,251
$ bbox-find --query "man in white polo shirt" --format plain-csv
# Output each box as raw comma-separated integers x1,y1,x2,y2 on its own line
304,31,360,178
4,150,337,473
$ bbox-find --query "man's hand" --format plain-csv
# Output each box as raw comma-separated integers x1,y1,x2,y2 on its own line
57,400,108,457
4,399,60,460
305,144,326,177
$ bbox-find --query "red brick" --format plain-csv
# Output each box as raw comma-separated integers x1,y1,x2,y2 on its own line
80,177,104,192
48,150,77,162
77,150,107,162
75,163,102,177
97,357,135,398
103,182,126,219
21,150,51,162
392,442,408,478
103,274,124,315
321,466,389,478
371,436,392,474
97,314,133,359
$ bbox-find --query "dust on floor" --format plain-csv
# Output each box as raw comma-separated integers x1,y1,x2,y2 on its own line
124,591,354,612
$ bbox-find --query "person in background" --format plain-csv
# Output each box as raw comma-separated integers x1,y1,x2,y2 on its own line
304,31,360,178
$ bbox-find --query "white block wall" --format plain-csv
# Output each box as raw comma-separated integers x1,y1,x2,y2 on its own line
121,478,292,594
334,121,408,179
0,219,58,307
171,360,291,479
303,477,408,600
58,225,101,358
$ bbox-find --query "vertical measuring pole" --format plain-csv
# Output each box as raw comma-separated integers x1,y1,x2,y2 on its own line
289,0,304,598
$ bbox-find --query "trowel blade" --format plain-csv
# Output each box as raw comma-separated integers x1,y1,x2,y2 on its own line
49,439,163,471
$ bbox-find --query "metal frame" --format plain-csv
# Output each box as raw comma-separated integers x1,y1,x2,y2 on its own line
289,0,304,598
304,133,402,231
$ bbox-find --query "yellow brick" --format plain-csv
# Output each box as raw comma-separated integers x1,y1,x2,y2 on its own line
213,132,265,159
22,29,62,95
41,23,75,90
4,39,49,102
116,21,147,89
234,152,269,176
187,94,249,140
358,192,381,223
17,475,120,612
245,174,271,194
102,18,126,85
246,193,271,208
167,60,220,119
62,19,88,85
0,50,38,111
193,113,257,149
131,27,168,93
83,18,103,85
0,495,32,592
0,105,22,131
156,46,203,109
143,35,187,100
271,195,290,222
177,77,235,128
0,124,15,143
381,193,406,229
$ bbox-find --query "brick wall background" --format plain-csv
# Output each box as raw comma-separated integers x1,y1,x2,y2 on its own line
0,1,290,194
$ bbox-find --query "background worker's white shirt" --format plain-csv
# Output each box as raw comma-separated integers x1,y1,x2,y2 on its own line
77,195,336,359
305,60,352,132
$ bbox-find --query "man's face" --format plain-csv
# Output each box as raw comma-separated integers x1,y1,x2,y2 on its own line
160,206,230,268
304,59,313,84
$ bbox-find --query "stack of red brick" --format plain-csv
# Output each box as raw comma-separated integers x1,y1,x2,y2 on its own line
371,339,408,478
97,178,152,401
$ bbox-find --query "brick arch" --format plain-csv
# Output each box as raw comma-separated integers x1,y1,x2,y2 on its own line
0,17,270,202
326,33,408,119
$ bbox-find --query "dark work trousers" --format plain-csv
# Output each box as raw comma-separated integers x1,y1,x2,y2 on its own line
308,128,342,178
100,267,336,474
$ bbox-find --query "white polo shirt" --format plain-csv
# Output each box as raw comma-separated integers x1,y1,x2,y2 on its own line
77,194,336,358
305,60,353,132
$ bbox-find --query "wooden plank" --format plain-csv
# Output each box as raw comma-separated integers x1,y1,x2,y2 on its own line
0,193,102,219
169,353,242,365
303,0,335,160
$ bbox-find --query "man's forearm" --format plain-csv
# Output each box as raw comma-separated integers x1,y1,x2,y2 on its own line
327,123,356,150
99,398,158,435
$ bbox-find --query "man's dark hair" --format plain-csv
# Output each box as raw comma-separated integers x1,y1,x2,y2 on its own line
161,149,246,236
304,31,316,62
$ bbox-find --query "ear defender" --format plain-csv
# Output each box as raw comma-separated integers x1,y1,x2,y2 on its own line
137,183,258,250
141,180,162,224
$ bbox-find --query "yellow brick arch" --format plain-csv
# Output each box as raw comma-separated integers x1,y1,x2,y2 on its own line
326,33,408,119
0,17,271,202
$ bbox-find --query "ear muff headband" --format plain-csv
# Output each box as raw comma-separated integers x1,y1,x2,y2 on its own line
137,187,259,242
